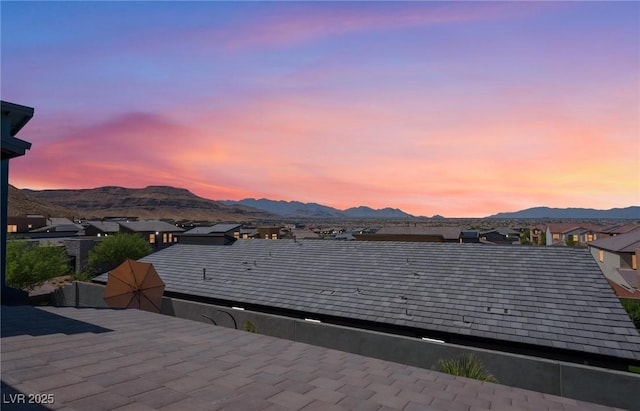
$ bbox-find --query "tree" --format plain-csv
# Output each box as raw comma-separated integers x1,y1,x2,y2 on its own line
87,233,152,275
6,241,70,290
520,229,532,245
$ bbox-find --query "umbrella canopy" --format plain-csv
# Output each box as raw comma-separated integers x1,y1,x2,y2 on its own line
104,259,165,313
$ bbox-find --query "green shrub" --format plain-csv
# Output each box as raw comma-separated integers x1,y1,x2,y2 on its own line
434,354,497,382
6,241,70,290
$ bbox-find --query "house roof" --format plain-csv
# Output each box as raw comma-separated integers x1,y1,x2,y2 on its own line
480,228,520,236
85,221,120,233
607,279,640,300
1,305,621,411
30,218,83,233
600,224,640,235
375,226,462,240
183,223,241,235
588,230,640,253
291,228,321,239
118,220,185,233
618,269,639,290
95,241,640,361
546,223,601,234
460,230,479,239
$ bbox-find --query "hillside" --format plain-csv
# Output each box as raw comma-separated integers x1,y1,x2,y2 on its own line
18,186,275,221
7,185,77,219
487,206,640,219
221,198,416,219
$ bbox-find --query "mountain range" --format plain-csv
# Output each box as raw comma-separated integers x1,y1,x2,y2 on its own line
17,186,273,221
220,198,416,219
8,185,639,221
487,206,640,220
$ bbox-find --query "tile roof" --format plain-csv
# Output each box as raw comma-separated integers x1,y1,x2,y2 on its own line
95,241,640,361
607,278,640,300
546,223,602,234
619,269,639,289
375,226,462,240
601,224,640,235
85,221,120,233
0,305,623,411
183,224,242,235
29,218,83,233
589,231,640,253
480,228,520,236
118,220,185,233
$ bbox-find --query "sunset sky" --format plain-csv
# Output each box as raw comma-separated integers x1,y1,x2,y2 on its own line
2,1,638,217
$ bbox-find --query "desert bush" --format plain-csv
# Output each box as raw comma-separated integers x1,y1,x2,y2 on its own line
434,354,497,382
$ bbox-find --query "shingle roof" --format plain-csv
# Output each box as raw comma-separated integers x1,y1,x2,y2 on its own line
118,220,185,233
1,305,622,411
95,240,640,361
589,231,640,253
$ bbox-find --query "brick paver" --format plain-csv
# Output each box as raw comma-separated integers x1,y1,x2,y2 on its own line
0,305,627,411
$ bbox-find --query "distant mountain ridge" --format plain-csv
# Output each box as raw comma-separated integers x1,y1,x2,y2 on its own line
221,198,416,219
487,206,640,219
18,186,274,221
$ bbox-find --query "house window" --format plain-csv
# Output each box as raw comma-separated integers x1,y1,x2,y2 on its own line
586,234,594,242
168,233,173,242
163,233,168,243
573,235,579,242
552,233,560,241
599,249,604,262
633,254,637,270
149,233,156,244
271,233,278,240
7,225,17,233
